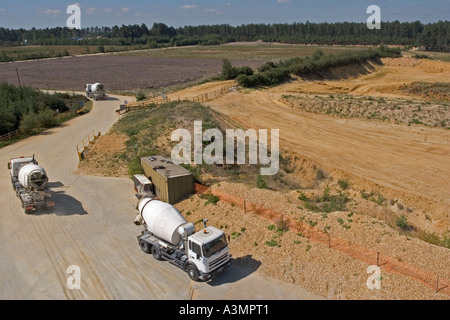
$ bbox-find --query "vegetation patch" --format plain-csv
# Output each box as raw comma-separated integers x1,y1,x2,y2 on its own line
0,83,90,145
234,47,402,88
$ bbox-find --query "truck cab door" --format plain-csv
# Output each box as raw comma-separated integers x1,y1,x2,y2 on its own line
188,240,202,261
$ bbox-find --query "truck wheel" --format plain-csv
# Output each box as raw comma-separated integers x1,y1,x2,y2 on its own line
151,246,162,261
139,240,151,254
186,265,199,282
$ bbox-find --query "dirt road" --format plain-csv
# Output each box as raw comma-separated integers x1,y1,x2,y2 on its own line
0,95,323,300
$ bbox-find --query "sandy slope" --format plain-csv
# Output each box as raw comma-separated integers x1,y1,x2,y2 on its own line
199,58,450,235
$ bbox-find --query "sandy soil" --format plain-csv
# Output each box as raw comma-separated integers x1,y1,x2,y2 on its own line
282,57,450,99
199,58,450,236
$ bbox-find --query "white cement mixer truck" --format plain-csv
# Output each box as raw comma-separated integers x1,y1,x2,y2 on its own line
134,197,231,281
86,83,107,101
8,155,53,214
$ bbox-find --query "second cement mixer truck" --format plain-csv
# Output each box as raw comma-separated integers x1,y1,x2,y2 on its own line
134,197,231,281
8,155,53,214
86,83,107,101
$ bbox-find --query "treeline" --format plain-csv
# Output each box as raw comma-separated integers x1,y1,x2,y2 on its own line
223,46,402,88
0,83,87,135
0,20,448,52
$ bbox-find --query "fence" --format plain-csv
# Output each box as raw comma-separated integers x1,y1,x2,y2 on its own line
177,83,236,103
126,83,236,111
76,130,101,162
0,128,23,142
194,183,450,297
1,107,91,143
126,96,171,109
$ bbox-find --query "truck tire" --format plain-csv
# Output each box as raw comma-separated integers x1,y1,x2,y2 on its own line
139,239,151,254
151,246,162,261
186,265,199,282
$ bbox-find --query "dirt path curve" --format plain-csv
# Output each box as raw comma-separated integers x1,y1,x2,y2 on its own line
0,95,323,300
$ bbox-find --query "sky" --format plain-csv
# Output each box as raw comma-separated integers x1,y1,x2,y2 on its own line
0,0,448,29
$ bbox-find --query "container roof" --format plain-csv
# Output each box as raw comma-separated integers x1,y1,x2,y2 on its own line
141,155,192,178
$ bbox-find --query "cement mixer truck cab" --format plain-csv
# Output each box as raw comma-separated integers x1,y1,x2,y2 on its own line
135,197,231,281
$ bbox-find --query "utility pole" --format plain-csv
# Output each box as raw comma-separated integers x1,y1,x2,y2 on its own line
16,67,21,87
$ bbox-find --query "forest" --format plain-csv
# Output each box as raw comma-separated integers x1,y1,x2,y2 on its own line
0,20,448,52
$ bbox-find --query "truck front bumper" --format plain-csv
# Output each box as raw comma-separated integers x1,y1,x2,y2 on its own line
200,259,232,281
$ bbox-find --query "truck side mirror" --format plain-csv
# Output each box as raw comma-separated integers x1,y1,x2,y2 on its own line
7,163,10,170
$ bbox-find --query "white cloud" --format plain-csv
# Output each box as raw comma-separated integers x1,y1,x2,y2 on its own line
85,7,96,15
181,4,198,10
277,0,291,3
203,9,223,15
121,7,130,12
38,8,62,17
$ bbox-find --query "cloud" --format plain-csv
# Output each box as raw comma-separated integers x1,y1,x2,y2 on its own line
181,4,198,10
277,0,291,3
85,7,96,15
203,9,223,15
38,8,62,17
121,8,131,12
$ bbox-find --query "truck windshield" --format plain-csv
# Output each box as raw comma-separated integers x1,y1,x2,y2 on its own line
202,235,227,258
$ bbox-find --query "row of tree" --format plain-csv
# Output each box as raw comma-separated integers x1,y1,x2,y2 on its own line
0,21,448,51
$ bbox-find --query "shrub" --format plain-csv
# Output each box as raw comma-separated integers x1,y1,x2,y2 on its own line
221,59,253,80
135,91,147,102
256,174,268,189
338,179,350,190
265,239,279,247
396,215,410,231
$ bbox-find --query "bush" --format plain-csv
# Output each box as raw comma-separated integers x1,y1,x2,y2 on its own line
338,179,350,190
135,91,147,102
221,59,254,80
396,215,410,231
20,108,56,134
256,174,268,189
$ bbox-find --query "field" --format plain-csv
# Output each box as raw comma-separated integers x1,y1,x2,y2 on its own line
2,43,450,300
0,43,370,93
